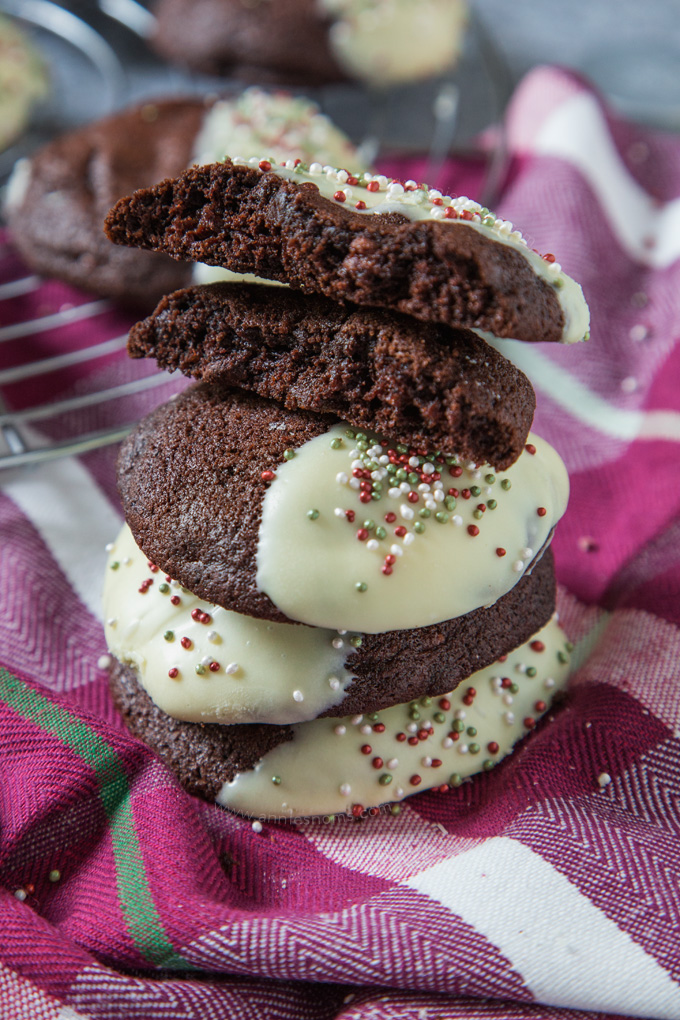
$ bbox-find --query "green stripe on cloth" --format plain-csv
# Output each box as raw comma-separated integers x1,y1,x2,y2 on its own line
0,668,189,969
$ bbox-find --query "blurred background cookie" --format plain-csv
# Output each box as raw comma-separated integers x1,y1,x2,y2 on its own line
0,12,48,151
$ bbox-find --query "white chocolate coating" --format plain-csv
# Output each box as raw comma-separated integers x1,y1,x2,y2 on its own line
318,0,467,86
103,525,360,724
230,158,590,345
217,616,571,818
256,427,568,633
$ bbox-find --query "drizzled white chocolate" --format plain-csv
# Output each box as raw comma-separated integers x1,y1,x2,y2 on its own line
217,616,572,818
318,0,467,87
230,157,590,345
256,427,568,633
103,525,360,725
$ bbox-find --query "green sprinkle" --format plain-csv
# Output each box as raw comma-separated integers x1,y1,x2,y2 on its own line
355,582,368,593
433,712,446,724
566,641,574,652
449,773,462,787
110,561,120,571
419,508,431,519
48,870,61,883
390,804,401,815
470,486,481,498
284,448,297,459
386,463,397,475
410,709,421,721
349,635,362,648
445,496,457,511
375,526,387,540
420,696,432,706
345,429,356,439
307,509,320,520
510,683,519,694
553,277,565,289
329,439,342,451
357,441,369,452
453,719,465,733
501,479,512,490
414,521,425,534
557,650,568,664
396,468,407,482
583,331,591,342
435,511,449,524
195,664,206,675
445,455,457,465
469,743,480,755
482,760,495,772
158,583,169,594
355,432,367,442
324,814,336,823
363,519,376,531
473,509,483,520
379,774,393,786
371,492,381,501
397,444,408,454
487,499,498,510
368,712,379,722
526,666,537,678
272,776,282,785
163,631,174,642
408,472,420,485
485,474,496,485
467,726,477,736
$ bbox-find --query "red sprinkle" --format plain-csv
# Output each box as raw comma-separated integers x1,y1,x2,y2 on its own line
431,758,442,768
181,637,192,650
460,209,474,221
147,563,159,573
477,504,486,513
496,548,507,557
351,804,364,817
359,492,372,504
408,736,419,746
385,554,396,566
372,757,384,769
366,181,380,192
534,700,547,712
170,595,181,606
333,190,346,202
373,723,385,733
347,176,359,186
432,196,443,206
369,807,380,817
209,661,220,672
396,732,406,742
168,668,179,678
261,470,276,482
525,443,537,455
407,491,419,503
357,528,369,541
461,489,471,499
542,253,555,263
488,741,500,754
524,717,536,730
439,698,451,710
530,640,546,652
501,677,512,688
258,160,271,171
410,775,422,786
361,745,372,755
345,510,356,523
467,525,480,537
355,200,367,210
444,206,458,219
417,728,429,741
394,526,407,538
537,507,547,517
382,565,393,575
449,465,463,477
384,512,397,523
448,488,459,498
467,687,477,697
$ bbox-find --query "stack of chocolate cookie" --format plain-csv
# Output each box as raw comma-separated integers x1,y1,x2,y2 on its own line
102,158,588,819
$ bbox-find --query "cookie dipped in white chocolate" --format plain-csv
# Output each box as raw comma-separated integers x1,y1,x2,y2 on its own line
217,616,572,818
103,524,359,724
230,157,590,345
256,428,568,633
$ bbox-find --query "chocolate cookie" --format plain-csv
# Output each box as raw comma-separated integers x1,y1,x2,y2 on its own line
109,613,572,813
117,382,568,633
105,160,590,343
6,99,206,305
128,282,535,470
104,521,556,722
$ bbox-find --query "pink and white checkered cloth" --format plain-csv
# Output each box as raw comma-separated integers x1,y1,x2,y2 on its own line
1,67,680,1019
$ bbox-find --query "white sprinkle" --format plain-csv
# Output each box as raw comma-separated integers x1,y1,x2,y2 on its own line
512,560,525,573
504,711,515,724
428,188,442,200
251,821,263,833
387,758,399,769
390,544,404,557
332,637,344,650
598,772,612,789
403,532,415,546
225,662,239,675
309,162,323,174
293,690,304,702
503,693,514,706
399,481,410,493
349,478,361,490
442,737,454,749
122,557,132,566
425,499,437,511
351,715,363,725
544,677,556,689
337,169,349,183
340,783,352,797
408,456,420,468
522,548,533,559
418,483,431,493
395,787,405,798
201,655,212,666
350,457,362,468
454,709,466,720
399,505,414,521
105,542,114,552
360,724,372,735
334,507,345,517
335,472,349,486
407,722,418,733
14,889,26,901
458,744,469,755
170,579,181,588
422,462,435,475
387,182,404,197
106,617,117,627
433,489,445,503
388,487,402,498
367,539,379,551
430,207,444,220
208,630,220,643
516,663,527,674
629,324,648,342
97,654,112,670
329,676,340,690
334,724,346,736
452,515,463,526
422,756,432,767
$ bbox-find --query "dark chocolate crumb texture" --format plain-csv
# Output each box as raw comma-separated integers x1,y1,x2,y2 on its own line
117,383,568,634
109,614,572,814
104,522,556,723
128,282,535,470
105,158,590,343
